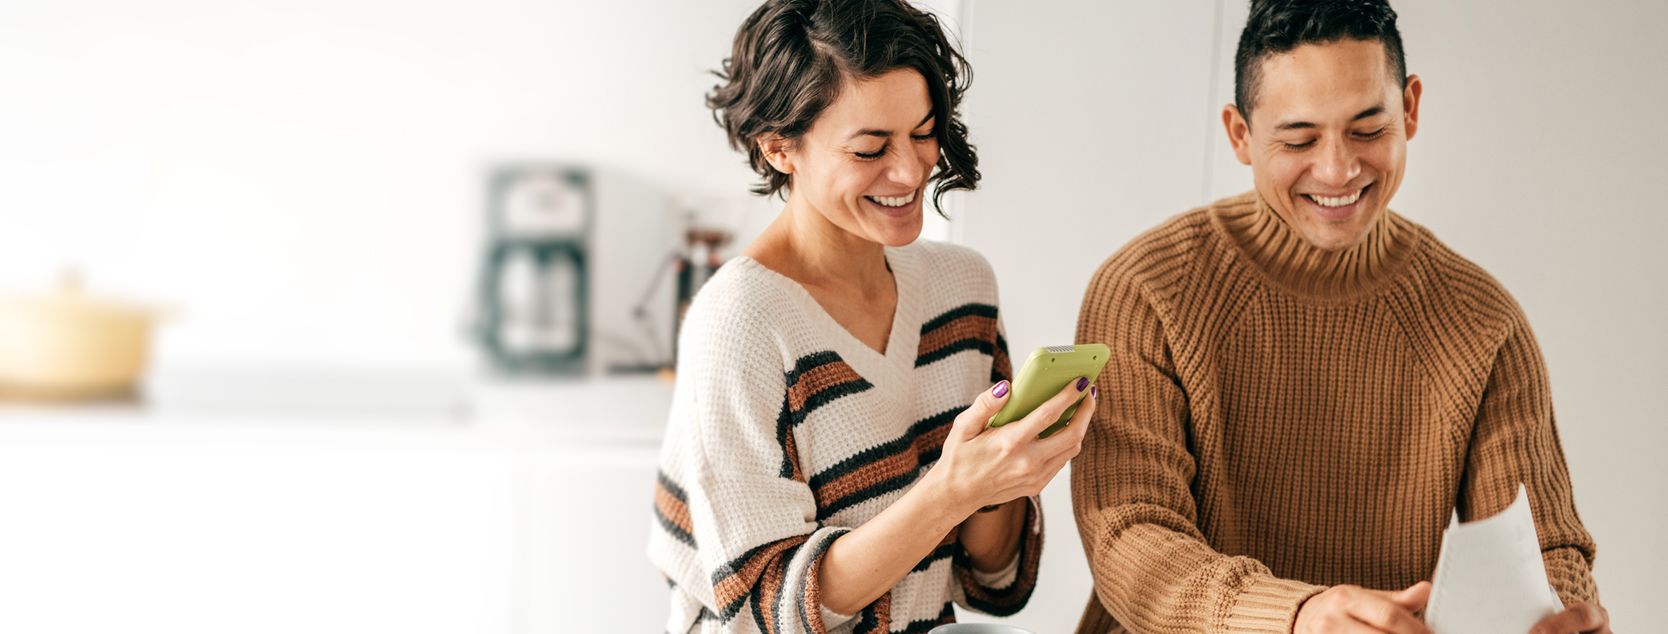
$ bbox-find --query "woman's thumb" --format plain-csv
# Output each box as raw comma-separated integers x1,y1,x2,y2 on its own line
952,380,1010,442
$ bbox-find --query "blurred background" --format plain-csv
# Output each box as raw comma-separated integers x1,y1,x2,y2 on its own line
0,1,1662,632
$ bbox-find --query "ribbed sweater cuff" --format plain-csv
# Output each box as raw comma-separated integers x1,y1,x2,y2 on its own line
1222,576,1325,633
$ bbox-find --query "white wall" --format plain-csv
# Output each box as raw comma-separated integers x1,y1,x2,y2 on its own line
0,0,774,371
956,1,1224,628
963,1,1668,632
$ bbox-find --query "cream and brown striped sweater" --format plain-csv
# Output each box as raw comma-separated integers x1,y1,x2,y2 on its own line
650,241,1042,633
1072,192,1598,633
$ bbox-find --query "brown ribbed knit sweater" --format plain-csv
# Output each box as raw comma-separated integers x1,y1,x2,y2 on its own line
1070,192,1598,634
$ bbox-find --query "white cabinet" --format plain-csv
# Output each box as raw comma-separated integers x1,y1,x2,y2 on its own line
0,373,673,634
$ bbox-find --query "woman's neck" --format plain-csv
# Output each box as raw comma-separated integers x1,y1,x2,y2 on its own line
748,195,892,298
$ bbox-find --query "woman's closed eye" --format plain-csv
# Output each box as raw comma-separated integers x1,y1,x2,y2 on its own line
856,134,934,160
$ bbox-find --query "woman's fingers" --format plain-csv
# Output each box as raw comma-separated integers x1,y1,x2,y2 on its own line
951,380,1010,443
1038,385,1096,457
1005,376,1092,439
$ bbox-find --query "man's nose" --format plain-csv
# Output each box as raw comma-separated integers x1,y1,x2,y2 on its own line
1310,137,1362,187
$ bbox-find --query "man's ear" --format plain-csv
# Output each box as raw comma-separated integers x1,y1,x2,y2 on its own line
1222,104,1253,166
757,134,794,175
1402,74,1423,142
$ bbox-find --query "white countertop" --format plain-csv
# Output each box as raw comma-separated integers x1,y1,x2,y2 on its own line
0,367,677,634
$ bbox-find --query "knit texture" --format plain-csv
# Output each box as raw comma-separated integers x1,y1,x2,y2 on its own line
650,240,1043,633
1071,192,1598,633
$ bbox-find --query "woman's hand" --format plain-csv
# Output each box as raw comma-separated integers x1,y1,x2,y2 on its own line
923,377,1096,518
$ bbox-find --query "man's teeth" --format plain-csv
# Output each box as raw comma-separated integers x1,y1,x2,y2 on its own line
866,190,917,208
1307,189,1363,208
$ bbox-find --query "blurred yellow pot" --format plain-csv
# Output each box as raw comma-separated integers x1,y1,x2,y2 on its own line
0,274,164,401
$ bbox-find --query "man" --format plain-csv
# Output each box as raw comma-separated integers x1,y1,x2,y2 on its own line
1071,1,1609,633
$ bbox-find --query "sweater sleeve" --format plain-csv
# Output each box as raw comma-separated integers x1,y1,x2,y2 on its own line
648,296,865,633
1458,310,1599,607
951,495,1044,616
1071,256,1323,634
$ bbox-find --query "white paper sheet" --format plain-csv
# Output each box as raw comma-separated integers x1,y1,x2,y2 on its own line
1425,484,1563,634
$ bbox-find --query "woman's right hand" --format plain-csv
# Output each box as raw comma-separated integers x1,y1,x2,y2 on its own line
925,377,1097,517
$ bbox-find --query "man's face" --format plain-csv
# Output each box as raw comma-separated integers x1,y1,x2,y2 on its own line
1224,39,1422,252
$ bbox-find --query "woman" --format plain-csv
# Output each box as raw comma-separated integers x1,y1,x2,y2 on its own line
648,1,1093,631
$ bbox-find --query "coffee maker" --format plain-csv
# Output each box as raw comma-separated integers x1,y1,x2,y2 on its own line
474,165,591,375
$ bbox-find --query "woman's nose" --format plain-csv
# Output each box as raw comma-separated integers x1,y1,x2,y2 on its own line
886,141,927,186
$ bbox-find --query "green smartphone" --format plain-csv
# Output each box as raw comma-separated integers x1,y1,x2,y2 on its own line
988,343,1110,438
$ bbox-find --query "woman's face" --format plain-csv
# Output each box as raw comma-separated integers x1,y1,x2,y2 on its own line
769,68,939,248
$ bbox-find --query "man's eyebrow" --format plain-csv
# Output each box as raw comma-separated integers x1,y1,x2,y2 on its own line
846,111,936,140
1352,104,1388,121
1271,105,1387,132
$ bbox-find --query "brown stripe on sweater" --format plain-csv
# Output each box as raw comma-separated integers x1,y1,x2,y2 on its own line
853,591,893,634
814,420,953,512
954,499,1044,616
916,314,998,362
653,475,695,547
752,553,787,634
993,333,1013,382
712,535,808,619
787,361,865,413
782,429,805,483
795,529,846,633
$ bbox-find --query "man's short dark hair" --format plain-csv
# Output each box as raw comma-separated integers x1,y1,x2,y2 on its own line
1233,0,1407,123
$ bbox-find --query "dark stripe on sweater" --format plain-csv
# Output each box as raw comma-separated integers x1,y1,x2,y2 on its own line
809,408,959,521
710,535,808,622
919,303,998,333
992,332,1012,383
952,500,1043,616
776,351,874,480
917,303,1002,368
794,530,845,634
853,591,893,634
899,602,957,633
912,543,957,573
652,470,696,548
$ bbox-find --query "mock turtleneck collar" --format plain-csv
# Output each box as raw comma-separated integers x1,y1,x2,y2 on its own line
1209,191,1421,301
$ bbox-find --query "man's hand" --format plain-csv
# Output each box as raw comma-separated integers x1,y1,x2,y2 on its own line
1295,582,1432,634
1530,603,1610,634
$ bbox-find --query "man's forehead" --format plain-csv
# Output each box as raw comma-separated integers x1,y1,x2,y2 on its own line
1253,40,1399,127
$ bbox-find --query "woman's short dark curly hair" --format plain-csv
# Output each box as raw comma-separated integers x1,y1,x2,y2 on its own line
707,0,978,217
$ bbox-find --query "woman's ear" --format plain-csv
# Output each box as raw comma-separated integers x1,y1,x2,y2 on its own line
757,134,794,175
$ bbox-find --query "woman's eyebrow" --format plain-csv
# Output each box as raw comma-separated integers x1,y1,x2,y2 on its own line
846,111,935,140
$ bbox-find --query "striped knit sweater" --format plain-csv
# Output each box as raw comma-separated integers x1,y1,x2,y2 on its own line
1071,192,1598,633
650,240,1043,634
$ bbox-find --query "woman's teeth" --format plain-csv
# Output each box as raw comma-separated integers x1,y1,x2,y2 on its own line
1305,189,1363,208
865,190,916,208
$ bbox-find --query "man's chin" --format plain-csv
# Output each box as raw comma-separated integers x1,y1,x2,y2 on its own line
1300,225,1375,252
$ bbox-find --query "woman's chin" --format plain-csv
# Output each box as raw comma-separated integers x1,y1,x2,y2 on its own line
870,217,923,247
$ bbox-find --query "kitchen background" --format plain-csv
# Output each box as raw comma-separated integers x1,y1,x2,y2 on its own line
1,1,1663,633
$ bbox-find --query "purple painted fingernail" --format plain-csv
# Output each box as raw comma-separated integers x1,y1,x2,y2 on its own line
1091,385,1098,399
1076,377,1089,392
992,380,1009,398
